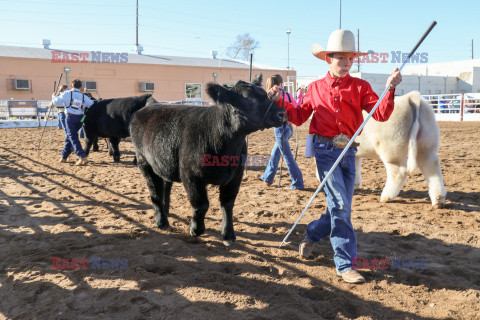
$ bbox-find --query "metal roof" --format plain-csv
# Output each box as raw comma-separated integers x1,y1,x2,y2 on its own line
0,45,284,70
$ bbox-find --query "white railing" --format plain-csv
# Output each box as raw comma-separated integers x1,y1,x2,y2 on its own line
157,100,212,106
0,99,213,128
0,100,59,128
2,94,479,128
422,93,480,121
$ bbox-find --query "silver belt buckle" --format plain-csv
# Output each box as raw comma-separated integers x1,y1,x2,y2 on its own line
332,134,350,149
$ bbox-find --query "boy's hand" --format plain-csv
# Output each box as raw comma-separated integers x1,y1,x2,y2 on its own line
268,85,281,101
387,68,402,90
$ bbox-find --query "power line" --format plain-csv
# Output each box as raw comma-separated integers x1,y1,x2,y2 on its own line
3,41,131,46
0,18,130,26
138,7,330,42
0,9,131,16
0,0,133,7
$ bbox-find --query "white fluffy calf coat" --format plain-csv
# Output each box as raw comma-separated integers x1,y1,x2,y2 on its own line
355,91,446,207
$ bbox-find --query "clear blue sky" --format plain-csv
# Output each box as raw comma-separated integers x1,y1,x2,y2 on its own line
1,0,478,78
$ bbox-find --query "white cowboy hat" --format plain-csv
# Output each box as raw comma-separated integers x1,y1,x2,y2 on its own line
311,29,369,61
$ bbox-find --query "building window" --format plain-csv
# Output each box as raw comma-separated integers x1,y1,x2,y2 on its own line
13,79,30,90
284,82,294,93
140,82,155,92
186,83,202,100
82,81,97,91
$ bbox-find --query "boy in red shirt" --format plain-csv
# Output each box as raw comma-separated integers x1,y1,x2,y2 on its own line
269,30,402,284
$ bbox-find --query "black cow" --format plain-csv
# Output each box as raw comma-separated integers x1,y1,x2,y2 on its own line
83,94,156,162
130,78,284,245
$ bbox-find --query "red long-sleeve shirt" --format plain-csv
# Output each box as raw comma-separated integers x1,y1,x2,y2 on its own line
277,72,395,137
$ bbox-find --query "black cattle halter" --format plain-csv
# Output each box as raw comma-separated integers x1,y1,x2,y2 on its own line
261,99,276,124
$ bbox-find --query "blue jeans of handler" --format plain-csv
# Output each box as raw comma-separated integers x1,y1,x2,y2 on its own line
305,139,357,273
62,114,87,159
58,111,66,130
59,111,84,138
260,124,304,189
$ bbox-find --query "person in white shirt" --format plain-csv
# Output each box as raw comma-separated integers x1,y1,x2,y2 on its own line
52,84,68,130
51,79,94,166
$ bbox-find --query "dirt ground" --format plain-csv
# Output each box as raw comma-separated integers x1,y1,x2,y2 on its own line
0,121,479,320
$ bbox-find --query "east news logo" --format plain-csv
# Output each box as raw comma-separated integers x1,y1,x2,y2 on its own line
51,51,128,63
354,51,428,64
51,257,128,270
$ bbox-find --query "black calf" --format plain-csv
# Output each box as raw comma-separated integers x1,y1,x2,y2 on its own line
130,77,284,245
82,94,155,163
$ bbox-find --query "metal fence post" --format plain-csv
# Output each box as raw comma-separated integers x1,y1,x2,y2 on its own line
460,93,464,121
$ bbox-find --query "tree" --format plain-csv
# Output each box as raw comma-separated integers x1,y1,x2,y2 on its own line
225,33,260,61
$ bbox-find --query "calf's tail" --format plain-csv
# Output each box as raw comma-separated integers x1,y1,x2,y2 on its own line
407,91,421,174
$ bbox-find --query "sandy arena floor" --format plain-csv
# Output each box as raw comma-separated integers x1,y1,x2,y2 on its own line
0,122,479,319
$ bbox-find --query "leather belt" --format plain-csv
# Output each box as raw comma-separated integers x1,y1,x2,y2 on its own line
314,133,359,148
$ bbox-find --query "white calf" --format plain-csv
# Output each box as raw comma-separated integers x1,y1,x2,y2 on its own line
354,91,446,208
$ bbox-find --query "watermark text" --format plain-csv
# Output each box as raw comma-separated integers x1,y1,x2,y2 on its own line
51,51,128,63
354,51,428,64
51,257,128,270
201,154,269,167
352,257,429,270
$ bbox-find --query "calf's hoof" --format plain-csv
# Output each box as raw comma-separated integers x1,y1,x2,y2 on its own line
433,200,446,209
433,195,446,209
380,196,392,203
222,234,236,247
155,218,170,230
223,240,234,247
189,222,205,237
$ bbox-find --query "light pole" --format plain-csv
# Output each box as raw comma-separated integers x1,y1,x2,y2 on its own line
286,28,291,92
339,0,342,29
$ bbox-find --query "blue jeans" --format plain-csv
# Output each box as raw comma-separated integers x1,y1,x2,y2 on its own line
79,126,85,139
305,139,357,273
58,112,68,139
260,124,304,189
62,114,87,159
58,111,66,130
59,111,84,138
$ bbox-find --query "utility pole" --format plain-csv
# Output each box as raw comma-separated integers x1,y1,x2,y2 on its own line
249,53,253,82
286,29,291,92
136,0,139,47
357,29,360,72
339,0,342,29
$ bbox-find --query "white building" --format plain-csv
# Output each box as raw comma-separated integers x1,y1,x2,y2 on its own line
295,60,480,96
351,59,480,96
402,59,480,93
350,72,458,96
